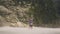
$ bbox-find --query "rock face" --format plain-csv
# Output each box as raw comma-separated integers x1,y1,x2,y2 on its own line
0,6,16,26
0,5,29,27
0,0,31,27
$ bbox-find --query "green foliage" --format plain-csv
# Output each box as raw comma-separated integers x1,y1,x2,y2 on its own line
29,0,58,26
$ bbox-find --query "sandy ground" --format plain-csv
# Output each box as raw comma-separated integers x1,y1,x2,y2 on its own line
0,27,60,34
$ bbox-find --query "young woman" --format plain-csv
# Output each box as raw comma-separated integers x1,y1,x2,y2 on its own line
28,17,33,28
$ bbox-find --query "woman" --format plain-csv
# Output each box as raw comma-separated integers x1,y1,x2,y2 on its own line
28,17,33,28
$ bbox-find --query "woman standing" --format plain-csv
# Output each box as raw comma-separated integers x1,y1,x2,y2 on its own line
28,16,33,28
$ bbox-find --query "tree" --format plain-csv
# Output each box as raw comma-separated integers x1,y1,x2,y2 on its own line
29,0,57,26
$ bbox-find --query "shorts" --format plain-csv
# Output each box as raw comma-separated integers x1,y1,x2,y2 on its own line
29,24,33,27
